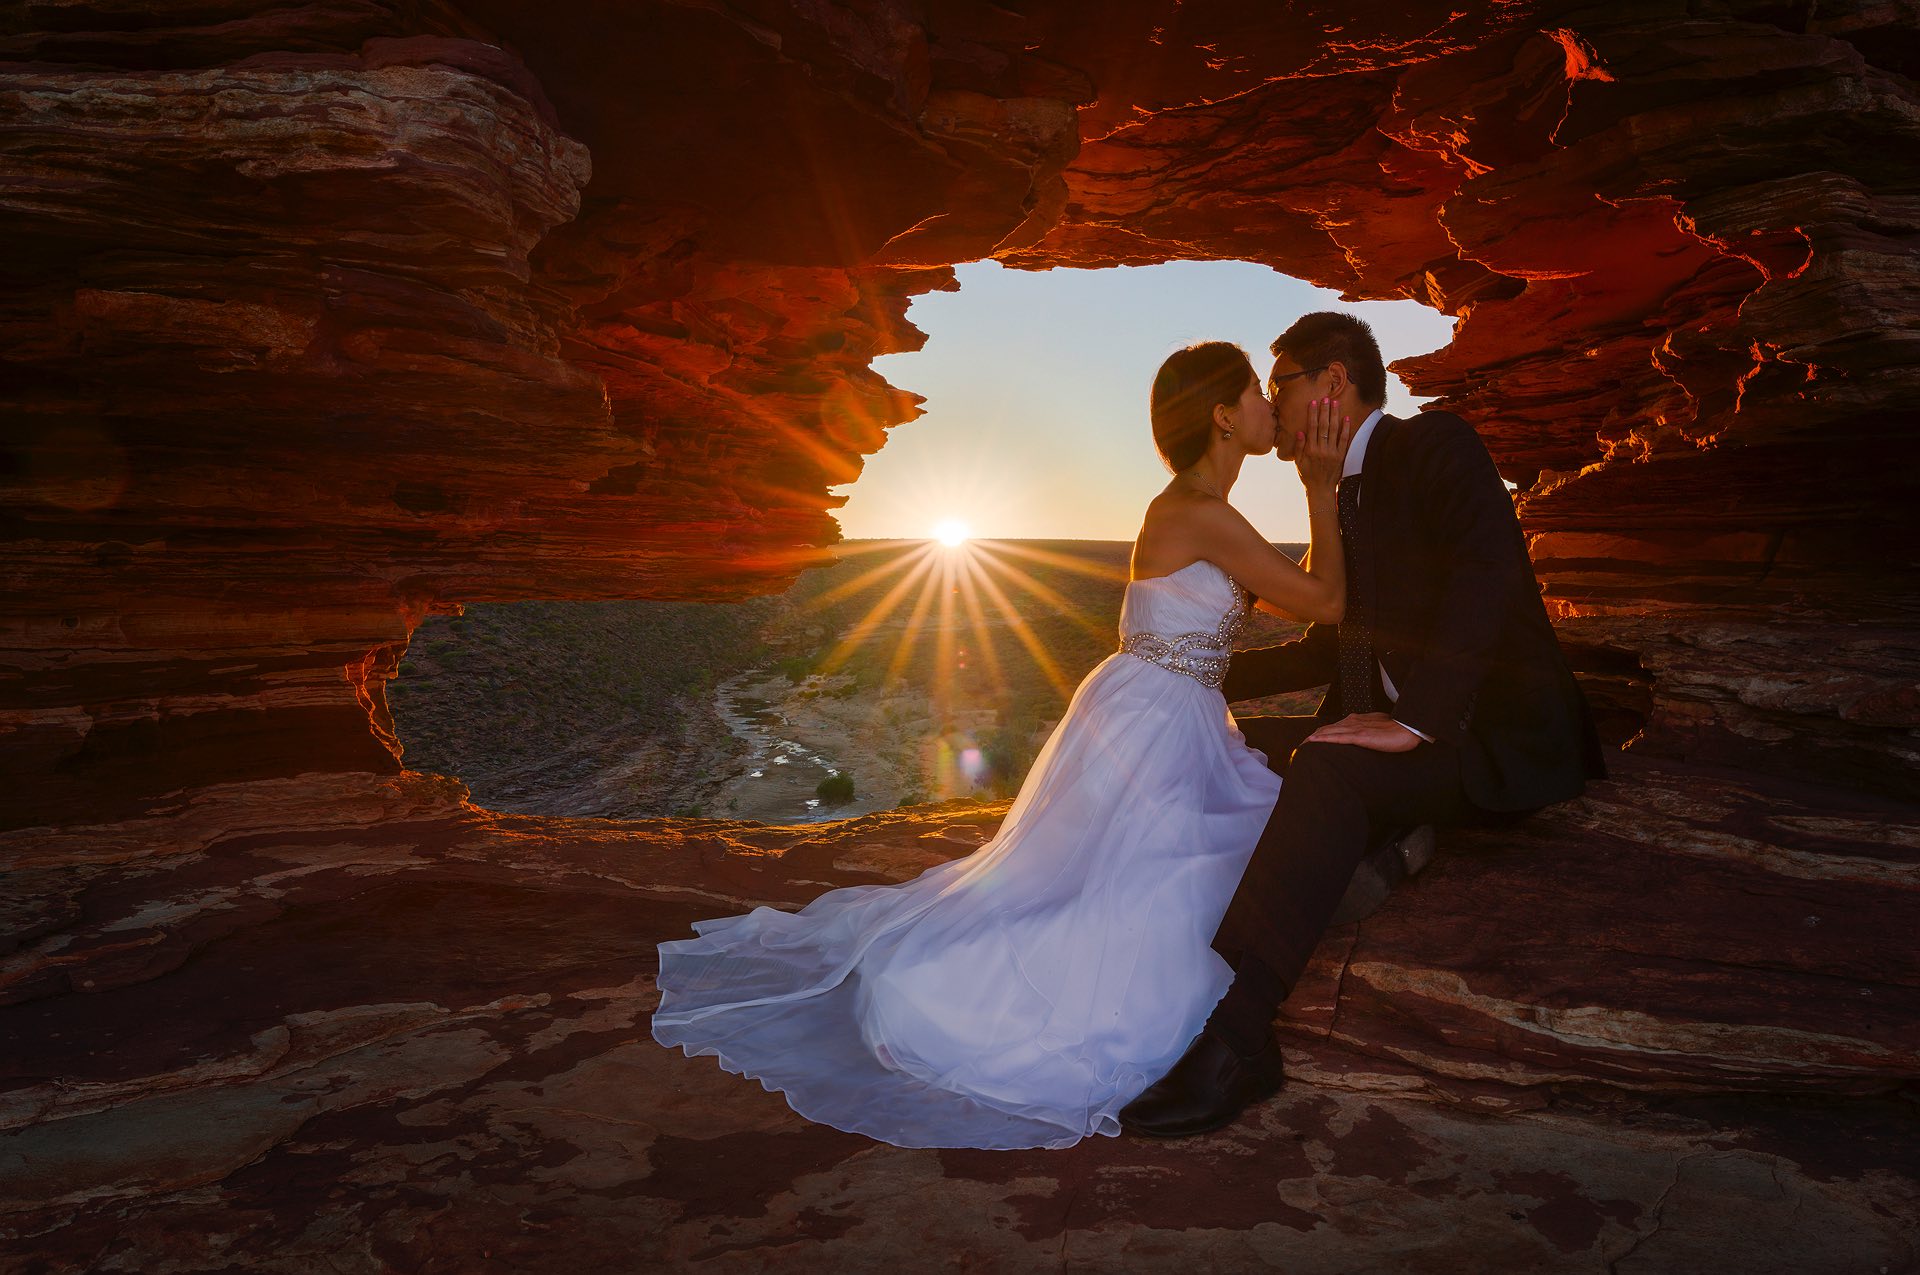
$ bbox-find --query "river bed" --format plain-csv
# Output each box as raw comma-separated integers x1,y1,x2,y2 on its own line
712,671,916,822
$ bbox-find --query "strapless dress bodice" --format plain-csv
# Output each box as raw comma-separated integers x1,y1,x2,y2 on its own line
1117,560,1250,688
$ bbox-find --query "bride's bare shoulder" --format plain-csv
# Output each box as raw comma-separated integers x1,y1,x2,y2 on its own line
1138,487,1214,541
1143,483,1222,520
1133,487,1232,577
1154,487,1249,537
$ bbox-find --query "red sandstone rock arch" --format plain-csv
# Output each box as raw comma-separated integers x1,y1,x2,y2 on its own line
3,8,1918,1263
2,2,1914,820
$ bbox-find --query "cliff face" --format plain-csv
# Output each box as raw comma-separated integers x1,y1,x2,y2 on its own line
4,1,1913,826
0,3,944,828
2,1,1917,1263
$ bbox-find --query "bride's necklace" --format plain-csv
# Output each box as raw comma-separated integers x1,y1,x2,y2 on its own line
1183,470,1225,499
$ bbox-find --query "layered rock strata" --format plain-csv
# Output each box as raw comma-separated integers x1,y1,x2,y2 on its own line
2,1,1917,1264
0,770,1914,1269
4,0,1914,823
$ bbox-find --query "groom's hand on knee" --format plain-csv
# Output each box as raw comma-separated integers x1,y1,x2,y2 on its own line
1306,712,1423,753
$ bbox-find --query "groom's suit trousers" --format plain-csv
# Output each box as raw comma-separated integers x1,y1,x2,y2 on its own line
1219,715,1475,994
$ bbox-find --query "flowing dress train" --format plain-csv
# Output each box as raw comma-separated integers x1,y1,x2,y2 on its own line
651,559,1283,1150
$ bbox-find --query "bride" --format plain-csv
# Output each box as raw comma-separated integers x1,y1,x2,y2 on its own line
652,341,1355,1150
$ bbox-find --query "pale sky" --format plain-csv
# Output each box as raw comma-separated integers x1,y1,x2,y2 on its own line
832,259,1457,544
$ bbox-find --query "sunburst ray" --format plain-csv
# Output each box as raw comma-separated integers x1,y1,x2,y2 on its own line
952,555,1010,707
975,539,1130,584
803,540,937,613
964,562,1078,703
814,550,940,675
883,555,946,690
967,543,1114,644
930,551,963,718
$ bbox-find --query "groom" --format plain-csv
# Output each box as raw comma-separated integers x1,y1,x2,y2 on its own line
1120,312,1608,1137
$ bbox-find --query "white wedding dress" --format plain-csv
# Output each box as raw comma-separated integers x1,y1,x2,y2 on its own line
651,559,1284,1149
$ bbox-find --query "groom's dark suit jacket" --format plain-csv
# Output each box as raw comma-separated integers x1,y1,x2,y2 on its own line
1225,409,1607,813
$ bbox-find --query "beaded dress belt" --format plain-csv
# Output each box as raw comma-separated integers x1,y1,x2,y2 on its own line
1117,578,1250,689
1119,631,1231,687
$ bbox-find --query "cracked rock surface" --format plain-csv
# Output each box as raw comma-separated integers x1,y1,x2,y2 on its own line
3,2,1917,1268
4,766,1915,1272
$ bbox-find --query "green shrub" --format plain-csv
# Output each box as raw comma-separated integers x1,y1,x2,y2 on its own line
815,771,855,805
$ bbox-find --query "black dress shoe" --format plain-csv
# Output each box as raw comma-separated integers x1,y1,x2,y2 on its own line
1118,1027,1286,1138
1398,824,1437,877
1327,824,1436,926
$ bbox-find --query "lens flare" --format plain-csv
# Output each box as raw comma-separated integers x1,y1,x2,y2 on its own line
932,519,971,548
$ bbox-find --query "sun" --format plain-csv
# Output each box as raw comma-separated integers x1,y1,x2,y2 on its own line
932,518,971,548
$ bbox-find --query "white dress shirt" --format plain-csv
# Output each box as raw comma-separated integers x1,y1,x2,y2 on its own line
1341,406,1433,743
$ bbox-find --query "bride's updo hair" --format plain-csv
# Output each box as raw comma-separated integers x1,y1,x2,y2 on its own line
1150,341,1256,474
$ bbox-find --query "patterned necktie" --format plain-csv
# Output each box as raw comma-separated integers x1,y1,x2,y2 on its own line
1335,475,1377,714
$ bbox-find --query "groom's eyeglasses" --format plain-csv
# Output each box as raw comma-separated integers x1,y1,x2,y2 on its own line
1268,365,1329,393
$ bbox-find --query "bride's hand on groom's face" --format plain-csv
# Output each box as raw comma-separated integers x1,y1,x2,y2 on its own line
1306,712,1423,752
1293,398,1353,492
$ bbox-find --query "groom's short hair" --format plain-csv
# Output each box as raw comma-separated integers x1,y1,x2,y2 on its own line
1272,313,1387,407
